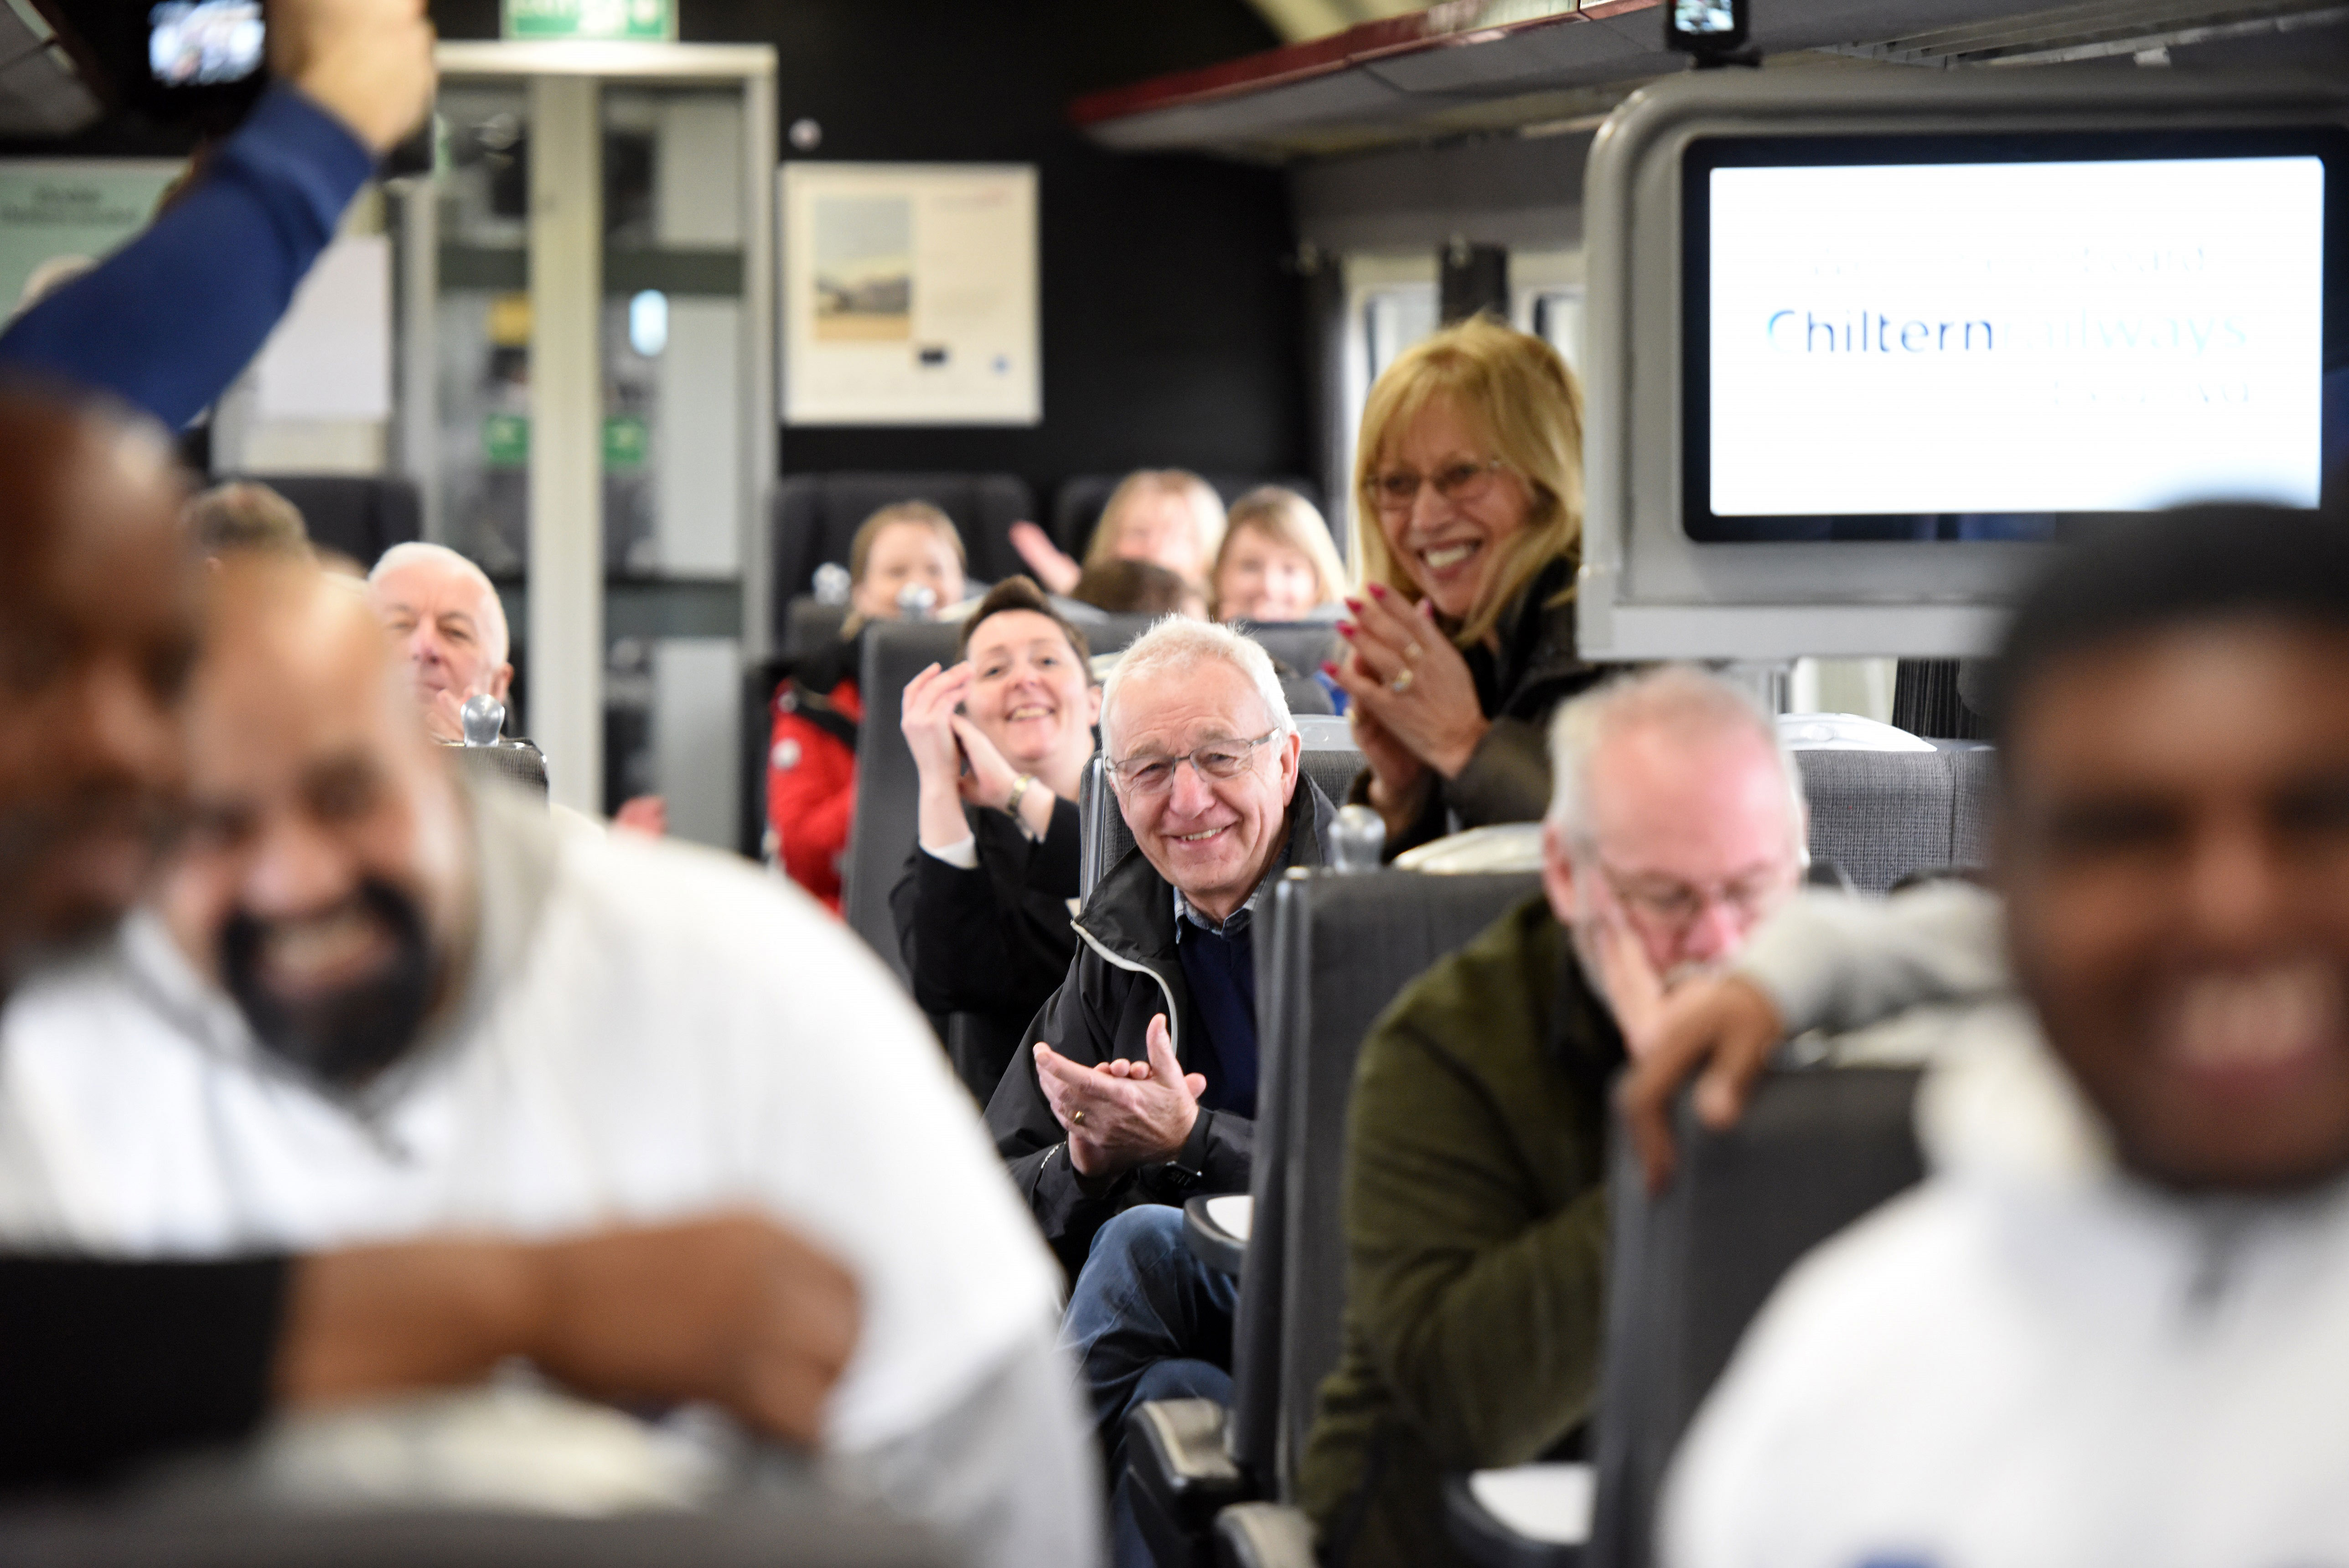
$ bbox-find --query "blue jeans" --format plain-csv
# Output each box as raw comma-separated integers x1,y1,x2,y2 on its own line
1060,1205,1240,1568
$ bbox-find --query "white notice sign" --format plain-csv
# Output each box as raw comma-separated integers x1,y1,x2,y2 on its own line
254,234,392,421
780,163,1040,426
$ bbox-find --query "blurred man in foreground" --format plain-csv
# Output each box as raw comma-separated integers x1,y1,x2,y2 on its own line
0,549,1097,1567
1661,507,2349,1566
1300,667,1807,1568
0,390,860,1489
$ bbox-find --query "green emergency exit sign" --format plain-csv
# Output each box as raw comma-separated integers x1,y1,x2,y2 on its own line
502,0,675,42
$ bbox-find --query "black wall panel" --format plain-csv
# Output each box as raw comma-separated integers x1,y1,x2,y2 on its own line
433,0,1312,510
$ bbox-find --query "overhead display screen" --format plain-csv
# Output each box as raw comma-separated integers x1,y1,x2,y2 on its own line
1682,131,2343,542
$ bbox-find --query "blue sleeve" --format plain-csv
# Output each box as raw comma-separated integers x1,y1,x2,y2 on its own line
0,82,375,431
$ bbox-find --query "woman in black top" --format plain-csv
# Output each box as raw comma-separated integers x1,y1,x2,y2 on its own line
890,579,1099,1102
1324,316,1600,857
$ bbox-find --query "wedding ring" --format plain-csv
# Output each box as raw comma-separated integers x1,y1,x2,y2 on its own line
1389,667,1417,695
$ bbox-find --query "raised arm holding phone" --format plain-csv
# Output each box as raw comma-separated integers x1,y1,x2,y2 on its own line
0,0,435,429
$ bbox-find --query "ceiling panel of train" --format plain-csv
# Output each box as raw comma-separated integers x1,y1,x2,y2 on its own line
0,0,101,137
1094,0,2349,159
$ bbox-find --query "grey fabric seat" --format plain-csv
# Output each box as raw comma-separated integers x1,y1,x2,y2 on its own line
781,597,850,659
447,739,548,800
767,473,1035,637
234,473,420,569
839,616,1161,981
1223,621,1340,683
1127,870,1541,1568
839,621,968,980
1586,1068,1925,1568
1793,748,1997,893
1078,716,1361,900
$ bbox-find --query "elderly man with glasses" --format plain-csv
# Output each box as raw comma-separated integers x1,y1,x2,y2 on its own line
986,617,1339,1567
1295,664,1808,1568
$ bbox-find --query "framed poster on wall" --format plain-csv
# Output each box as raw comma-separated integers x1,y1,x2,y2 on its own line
779,162,1040,426
0,161,182,316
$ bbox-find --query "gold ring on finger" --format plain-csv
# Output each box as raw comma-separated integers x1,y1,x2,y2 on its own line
1389,667,1416,695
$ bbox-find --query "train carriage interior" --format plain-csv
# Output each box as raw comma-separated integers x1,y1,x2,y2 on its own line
0,0,2344,1564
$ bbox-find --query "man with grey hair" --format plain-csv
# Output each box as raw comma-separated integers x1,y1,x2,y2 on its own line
365,541,513,744
986,616,1338,1567
1294,663,1807,1568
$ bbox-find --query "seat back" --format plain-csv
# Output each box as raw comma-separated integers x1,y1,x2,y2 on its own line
835,613,1165,978
767,472,1035,632
1587,1068,1925,1568
781,596,850,659
1050,473,1326,556
237,473,422,568
839,621,966,978
1238,869,1544,1496
1060,605,1164,659
448,739,548,799
1224,620,1340,678
1793,748,1997,893
1077,717,1360,900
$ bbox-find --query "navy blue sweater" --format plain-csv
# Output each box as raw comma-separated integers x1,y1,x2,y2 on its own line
0,83,374,430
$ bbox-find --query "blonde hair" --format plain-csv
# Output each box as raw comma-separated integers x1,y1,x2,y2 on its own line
849,500,966,584
1213,486,1348,618
185,481,310,559
1084,470,1227,580
1352,315,1585,647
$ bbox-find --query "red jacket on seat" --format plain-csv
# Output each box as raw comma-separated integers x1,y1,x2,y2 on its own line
766,635,865,914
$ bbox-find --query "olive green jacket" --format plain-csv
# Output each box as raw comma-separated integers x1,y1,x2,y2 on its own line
1297,895,1622,1568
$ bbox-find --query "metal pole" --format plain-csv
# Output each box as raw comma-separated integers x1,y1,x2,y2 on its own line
527,74,604,814
739,62,778,663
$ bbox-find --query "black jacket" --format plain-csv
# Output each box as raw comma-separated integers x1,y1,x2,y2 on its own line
985,780,1337,1274
1363,555,1602,857
888,796,1084,1102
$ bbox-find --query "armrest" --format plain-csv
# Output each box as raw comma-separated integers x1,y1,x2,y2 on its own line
1126,1397,1253,1568
1213,1502,1317,1568
1182,1195,1250,1276
1442,1463,1592,1568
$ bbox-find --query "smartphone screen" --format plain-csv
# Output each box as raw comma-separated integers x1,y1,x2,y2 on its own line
149,0,266,88
1673,0,1739,34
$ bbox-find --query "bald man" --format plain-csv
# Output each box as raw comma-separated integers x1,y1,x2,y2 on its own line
0,389,867,1490
0,549,1096,1567
366,542,513,744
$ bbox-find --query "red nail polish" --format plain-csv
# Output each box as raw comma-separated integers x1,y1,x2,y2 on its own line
1343,597,1363,613
1319,661,1342,679
1366,582,1390,600
1336,622,1356,639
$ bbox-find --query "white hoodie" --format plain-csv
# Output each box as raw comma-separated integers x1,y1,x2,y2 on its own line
0,782,1096,1568
1662,885,2349,1568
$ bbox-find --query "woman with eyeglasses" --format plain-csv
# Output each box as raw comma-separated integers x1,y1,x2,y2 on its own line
1324,315,1600,857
